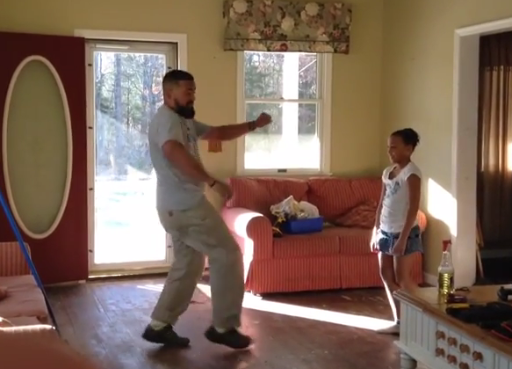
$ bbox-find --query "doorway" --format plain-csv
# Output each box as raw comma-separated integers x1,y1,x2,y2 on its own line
452,17,512,287
476,31,512,283
86,39,177,272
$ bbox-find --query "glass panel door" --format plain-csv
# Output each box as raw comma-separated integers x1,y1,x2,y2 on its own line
88,41,176,271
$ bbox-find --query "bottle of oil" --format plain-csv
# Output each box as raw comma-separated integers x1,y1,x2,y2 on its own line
437,239,454,296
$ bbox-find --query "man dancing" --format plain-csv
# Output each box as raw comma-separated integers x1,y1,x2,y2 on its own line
142,69,272,350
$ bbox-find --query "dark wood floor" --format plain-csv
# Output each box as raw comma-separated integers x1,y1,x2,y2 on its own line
46,277,415,369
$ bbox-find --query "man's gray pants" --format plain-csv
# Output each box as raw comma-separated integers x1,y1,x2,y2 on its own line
150,198,245,330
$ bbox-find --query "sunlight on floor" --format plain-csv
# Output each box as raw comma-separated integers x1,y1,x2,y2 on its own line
137,283,395,331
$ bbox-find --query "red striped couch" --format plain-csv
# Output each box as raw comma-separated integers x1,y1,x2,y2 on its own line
0,244,103,369
0,242,51,327
221,177,426,295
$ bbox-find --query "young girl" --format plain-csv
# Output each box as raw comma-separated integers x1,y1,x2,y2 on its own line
371,128,422,335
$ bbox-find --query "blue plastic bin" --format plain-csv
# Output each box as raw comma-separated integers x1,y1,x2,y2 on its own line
281,217,324,234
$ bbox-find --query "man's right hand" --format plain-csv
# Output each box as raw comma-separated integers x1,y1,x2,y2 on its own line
210,180,232,200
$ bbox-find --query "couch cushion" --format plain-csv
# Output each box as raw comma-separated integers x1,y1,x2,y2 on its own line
0,277,48,319
0,275,38,291
307,177,382,220
227,177,309,218
273,231,339,258
323,227,373,255
0,290,48,319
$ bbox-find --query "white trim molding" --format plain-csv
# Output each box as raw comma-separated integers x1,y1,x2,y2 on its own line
423,273,437,287
235,51,333,176
74,29,188,70
45,280,86,287
451,17,512,288
2,55,73,239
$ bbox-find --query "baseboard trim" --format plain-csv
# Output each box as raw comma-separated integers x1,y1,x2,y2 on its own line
45,280,86,287
44,269,172,288
88,267,169,279
423,273,437,287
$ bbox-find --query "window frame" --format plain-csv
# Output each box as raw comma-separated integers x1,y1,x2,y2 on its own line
236,51,332,176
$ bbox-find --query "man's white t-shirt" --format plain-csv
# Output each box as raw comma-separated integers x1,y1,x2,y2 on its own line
148,105,211,211
379,162,422,234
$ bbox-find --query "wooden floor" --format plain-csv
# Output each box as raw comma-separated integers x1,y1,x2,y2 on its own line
46,277,419,369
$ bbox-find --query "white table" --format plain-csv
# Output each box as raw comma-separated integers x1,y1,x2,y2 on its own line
394,286,512,369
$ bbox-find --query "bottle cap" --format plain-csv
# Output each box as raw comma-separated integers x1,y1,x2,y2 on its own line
442,239,452,252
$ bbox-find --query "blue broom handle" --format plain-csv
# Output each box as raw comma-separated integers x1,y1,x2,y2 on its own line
0,189,59,334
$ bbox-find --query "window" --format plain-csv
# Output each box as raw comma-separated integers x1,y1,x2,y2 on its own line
237,51,332,174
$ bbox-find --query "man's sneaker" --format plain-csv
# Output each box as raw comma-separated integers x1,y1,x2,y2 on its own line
142,324,190,347
204,326,252,349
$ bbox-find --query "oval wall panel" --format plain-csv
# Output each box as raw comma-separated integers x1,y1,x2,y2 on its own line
2,56,72,239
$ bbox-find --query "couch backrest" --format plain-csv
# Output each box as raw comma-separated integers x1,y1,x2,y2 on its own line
0,242,31,277
307,177,382,219
226,177,309,218
226,176,382,220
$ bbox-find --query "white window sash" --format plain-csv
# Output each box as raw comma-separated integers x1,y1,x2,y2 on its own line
83,34,180,54
236,51,332,175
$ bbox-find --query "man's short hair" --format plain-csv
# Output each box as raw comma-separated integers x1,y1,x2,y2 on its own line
162,70,194,87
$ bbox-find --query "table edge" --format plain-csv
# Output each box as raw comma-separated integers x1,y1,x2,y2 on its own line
394,289,512,358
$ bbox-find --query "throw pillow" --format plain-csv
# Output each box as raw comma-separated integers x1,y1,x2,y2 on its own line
335,201,378,229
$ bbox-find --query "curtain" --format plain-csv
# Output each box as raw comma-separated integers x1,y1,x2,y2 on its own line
478,31,512,246
223,0,352,54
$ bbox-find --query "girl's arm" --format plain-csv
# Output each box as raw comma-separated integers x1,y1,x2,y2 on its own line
374,182,386,230
398,174,421,240
371,181,386,251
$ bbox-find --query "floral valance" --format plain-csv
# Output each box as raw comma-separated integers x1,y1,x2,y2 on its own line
223,0,352,54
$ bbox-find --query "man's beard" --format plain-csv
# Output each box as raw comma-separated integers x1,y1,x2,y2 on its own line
174,103,195,119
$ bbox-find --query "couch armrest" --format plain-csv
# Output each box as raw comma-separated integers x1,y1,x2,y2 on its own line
221,207,273,260
0,242,31,277
417,210,428,233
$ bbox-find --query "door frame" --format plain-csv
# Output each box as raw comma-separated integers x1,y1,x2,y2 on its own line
447,17,512,288
76,29,187,274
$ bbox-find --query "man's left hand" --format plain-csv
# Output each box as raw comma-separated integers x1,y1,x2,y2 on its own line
255,112,272,128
